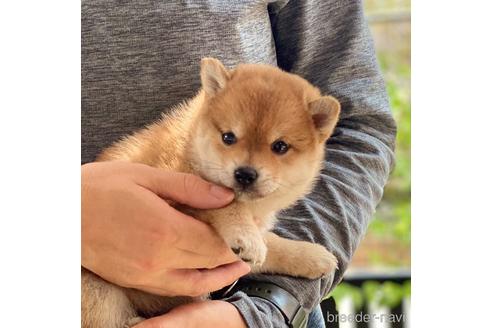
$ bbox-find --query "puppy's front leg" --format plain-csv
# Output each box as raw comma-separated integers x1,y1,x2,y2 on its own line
254,232,338,279
201,205,267,268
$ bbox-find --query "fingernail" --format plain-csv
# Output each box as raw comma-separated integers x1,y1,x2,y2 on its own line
210,185,234,200
240,261,251,274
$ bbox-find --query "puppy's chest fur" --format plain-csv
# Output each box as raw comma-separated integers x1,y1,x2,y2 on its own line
94,96,280,317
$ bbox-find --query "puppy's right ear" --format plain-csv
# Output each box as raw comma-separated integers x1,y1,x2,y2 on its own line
308,96,341,141
201,58,230,96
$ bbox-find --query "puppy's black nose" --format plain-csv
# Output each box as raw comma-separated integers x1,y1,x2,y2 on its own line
234,166,258,187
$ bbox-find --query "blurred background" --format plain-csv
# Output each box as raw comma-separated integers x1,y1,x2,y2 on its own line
323,1,410,327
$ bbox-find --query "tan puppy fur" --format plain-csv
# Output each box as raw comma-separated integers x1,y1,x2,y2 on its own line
82,58,341,328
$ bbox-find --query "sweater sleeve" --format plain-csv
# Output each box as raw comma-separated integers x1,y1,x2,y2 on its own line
222,0,396,327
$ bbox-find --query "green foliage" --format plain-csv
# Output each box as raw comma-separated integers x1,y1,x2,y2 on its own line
402,280,411,298
380,282,404,308
329,283,364,310
362,281,382,305
329,281,411,310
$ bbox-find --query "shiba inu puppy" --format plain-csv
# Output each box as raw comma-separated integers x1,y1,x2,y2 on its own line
82,58,341,328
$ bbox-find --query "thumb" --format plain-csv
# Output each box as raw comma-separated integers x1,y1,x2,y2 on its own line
137,167,234,209
170,261,250,296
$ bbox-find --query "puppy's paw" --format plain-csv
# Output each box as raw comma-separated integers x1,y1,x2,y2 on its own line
223,227,267,267
294,244,338,279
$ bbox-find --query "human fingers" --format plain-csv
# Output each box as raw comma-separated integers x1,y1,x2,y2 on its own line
163,204,238,264
140,261,250,297
135,167,234,209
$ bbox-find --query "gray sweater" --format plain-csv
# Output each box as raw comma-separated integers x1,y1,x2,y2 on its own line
82,0,396,327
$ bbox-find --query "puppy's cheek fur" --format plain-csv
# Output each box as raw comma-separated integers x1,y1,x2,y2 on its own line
191,133,226,185
257,177,280,196
275,151,323,194
219,160,237,188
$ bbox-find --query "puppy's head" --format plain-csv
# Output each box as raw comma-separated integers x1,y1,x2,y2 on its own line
189,58,340,202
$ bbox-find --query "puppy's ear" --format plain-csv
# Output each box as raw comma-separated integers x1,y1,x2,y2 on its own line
308,96,341,140
201,58,230,96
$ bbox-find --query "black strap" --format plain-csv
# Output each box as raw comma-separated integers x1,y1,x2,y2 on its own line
217,279,309,328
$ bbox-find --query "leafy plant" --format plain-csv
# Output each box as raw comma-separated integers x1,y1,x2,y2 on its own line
329,283,364,311
328,280,411,310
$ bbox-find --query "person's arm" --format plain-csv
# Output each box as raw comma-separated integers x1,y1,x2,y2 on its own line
223,0,397,326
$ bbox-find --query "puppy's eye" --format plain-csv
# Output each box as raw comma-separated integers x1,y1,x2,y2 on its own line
222,132,237,145
271,140,289,155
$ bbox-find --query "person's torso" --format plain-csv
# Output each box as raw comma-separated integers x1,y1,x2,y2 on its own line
82,0,281,163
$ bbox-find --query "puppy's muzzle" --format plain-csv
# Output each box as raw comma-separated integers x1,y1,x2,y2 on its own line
234,166,258,187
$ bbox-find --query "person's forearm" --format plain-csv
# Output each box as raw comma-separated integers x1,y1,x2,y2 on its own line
224,0,396,324
225,292,288,328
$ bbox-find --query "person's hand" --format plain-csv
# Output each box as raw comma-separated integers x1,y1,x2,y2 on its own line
134,300,247,328
82,161,249,297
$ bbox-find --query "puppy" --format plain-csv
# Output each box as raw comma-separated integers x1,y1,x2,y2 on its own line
82,58,341,328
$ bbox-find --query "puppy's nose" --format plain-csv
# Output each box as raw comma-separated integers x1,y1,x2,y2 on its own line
234,166,258,187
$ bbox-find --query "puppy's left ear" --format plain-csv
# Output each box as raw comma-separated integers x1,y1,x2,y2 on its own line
201,58,230,97
308,96,341,140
